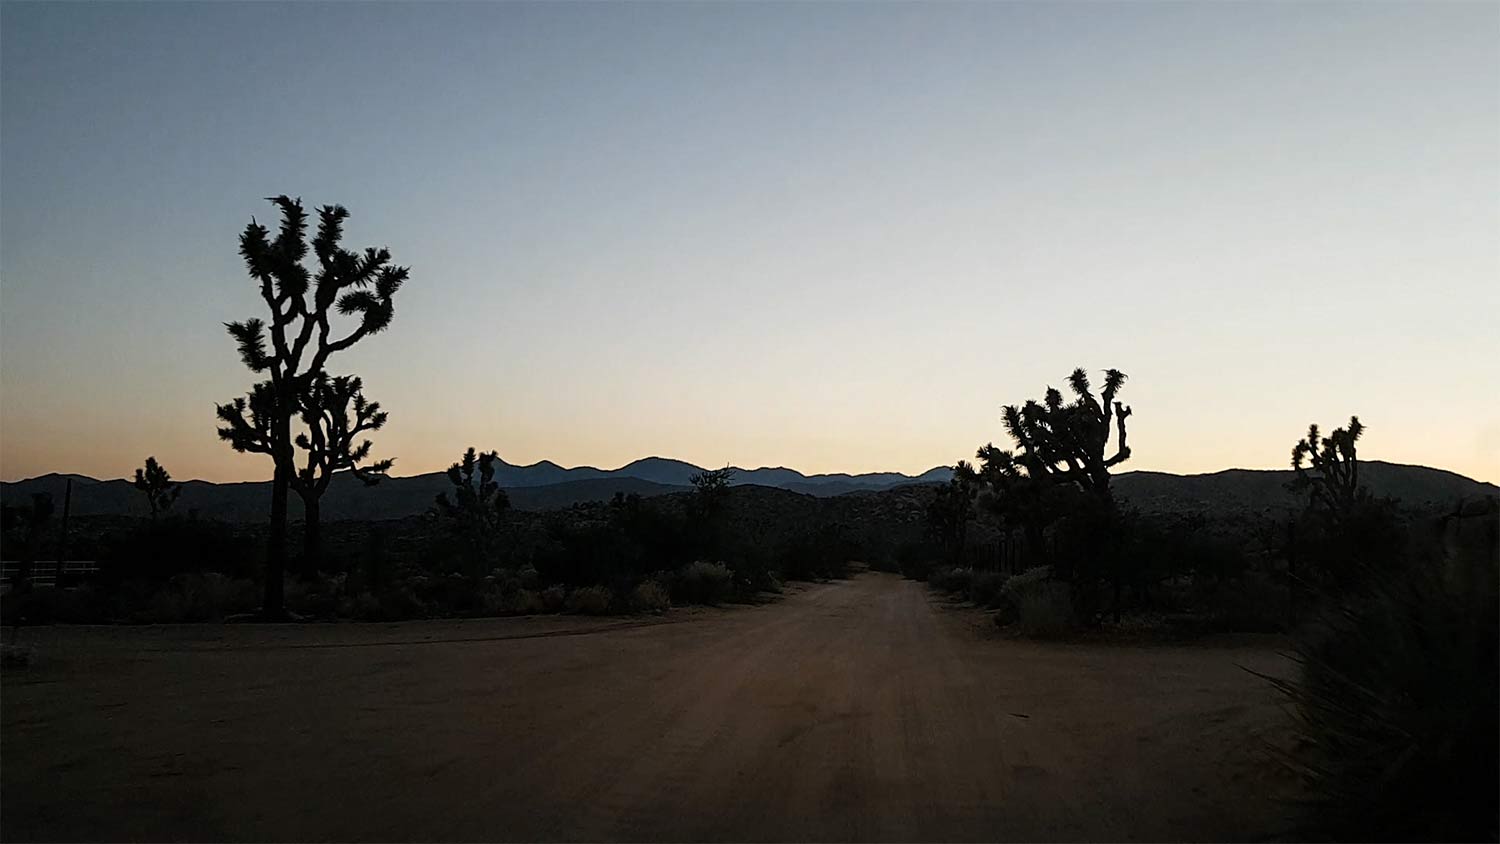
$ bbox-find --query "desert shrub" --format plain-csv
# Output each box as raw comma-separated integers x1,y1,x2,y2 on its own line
540,584,567,613
517,563,541,590
725,545,780,596
1194,569,1287,633
994,566,1075,636
505,588,546,615
130,573,259,623
474,584,507,617
929,566,973,595
777,523,858,581
283,573,342,619
1016,582,1075,637
968,570,1009,608
631,580,671,614
1000,566,1052,603
2,584,109,624
673,561,734,605
98,516,256,584
1,644,33,669
1263,549,1498,842
895,541,939,581
343,585,427,621
564,585,615,615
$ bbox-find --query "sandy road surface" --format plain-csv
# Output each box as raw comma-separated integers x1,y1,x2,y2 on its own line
2,573,1297,842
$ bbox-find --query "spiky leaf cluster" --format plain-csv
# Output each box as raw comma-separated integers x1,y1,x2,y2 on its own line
227,197,408,390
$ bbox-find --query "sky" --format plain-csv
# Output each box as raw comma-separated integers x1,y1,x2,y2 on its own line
2,1,1497,484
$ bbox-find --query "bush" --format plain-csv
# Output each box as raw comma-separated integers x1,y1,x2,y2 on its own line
674,561,734,605
540,584,567,613
1016,582,1075,637
564,585,614,615
996,567,1075,637
1000,566,1052,604
1195,569,1287,633
929,566,973,595
283,574,341,619
504,588,546,616
1263,549,1498,841
631,580,671,614
896,541,939,581
968,570,1009,609
134,573,259,623
346,586,426,621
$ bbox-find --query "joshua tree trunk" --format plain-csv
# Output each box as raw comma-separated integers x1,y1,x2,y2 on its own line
265,415,291,618
302,494,322,574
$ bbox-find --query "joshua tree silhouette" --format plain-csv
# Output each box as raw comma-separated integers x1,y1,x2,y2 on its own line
133,456,181,519
433,447,511,576
215,197,408,616
1290,415,1368,520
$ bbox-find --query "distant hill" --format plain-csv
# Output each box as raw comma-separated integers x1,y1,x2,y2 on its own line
2,459,1490,523
1112,461,1498,514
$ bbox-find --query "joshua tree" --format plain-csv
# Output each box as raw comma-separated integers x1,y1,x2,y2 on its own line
291,374,392,568
1290,416,1368,520
927,461,978,563
215,196,409,616
968,369,1134,618
996,368,1132,503
433,447,511,576
133,456,182,519
688,466,735,557
689,466,735,512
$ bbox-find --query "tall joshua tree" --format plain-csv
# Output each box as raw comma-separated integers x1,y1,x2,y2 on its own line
133,456,182,519
215,197,408,616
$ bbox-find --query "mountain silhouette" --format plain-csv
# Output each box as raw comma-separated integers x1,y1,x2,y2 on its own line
1,459,1491,523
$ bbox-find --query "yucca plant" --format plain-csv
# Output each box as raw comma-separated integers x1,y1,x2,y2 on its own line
1258,548,1498,841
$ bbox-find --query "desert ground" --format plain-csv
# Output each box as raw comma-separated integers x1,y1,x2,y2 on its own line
1,573,1300,842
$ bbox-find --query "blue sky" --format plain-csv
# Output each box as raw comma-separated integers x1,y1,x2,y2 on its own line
2,1,1496,482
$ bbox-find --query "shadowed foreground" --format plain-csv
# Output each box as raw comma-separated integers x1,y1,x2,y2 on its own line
1,573,1297,842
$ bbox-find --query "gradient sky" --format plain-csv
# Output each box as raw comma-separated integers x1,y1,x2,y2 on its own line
2,1,1497,484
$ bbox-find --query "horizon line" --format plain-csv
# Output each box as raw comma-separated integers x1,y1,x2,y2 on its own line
4,456,1494,488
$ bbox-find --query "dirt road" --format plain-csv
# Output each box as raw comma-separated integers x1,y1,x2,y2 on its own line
1,573,1298,841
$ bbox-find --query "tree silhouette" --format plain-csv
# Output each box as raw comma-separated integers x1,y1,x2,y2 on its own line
433,447,511,576
292,374,392,568
927,461,978,563
215,196,409,617
133,456,181,519
995,367,1132,503
966,369,1135,619
1291,416,1368,520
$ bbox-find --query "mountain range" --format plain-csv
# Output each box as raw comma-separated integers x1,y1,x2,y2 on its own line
1,457,1493,523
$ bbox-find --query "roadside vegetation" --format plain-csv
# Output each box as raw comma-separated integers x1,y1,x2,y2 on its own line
1,198,1493,841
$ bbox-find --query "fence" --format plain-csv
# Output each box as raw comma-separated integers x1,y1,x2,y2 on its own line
0,561,99,594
